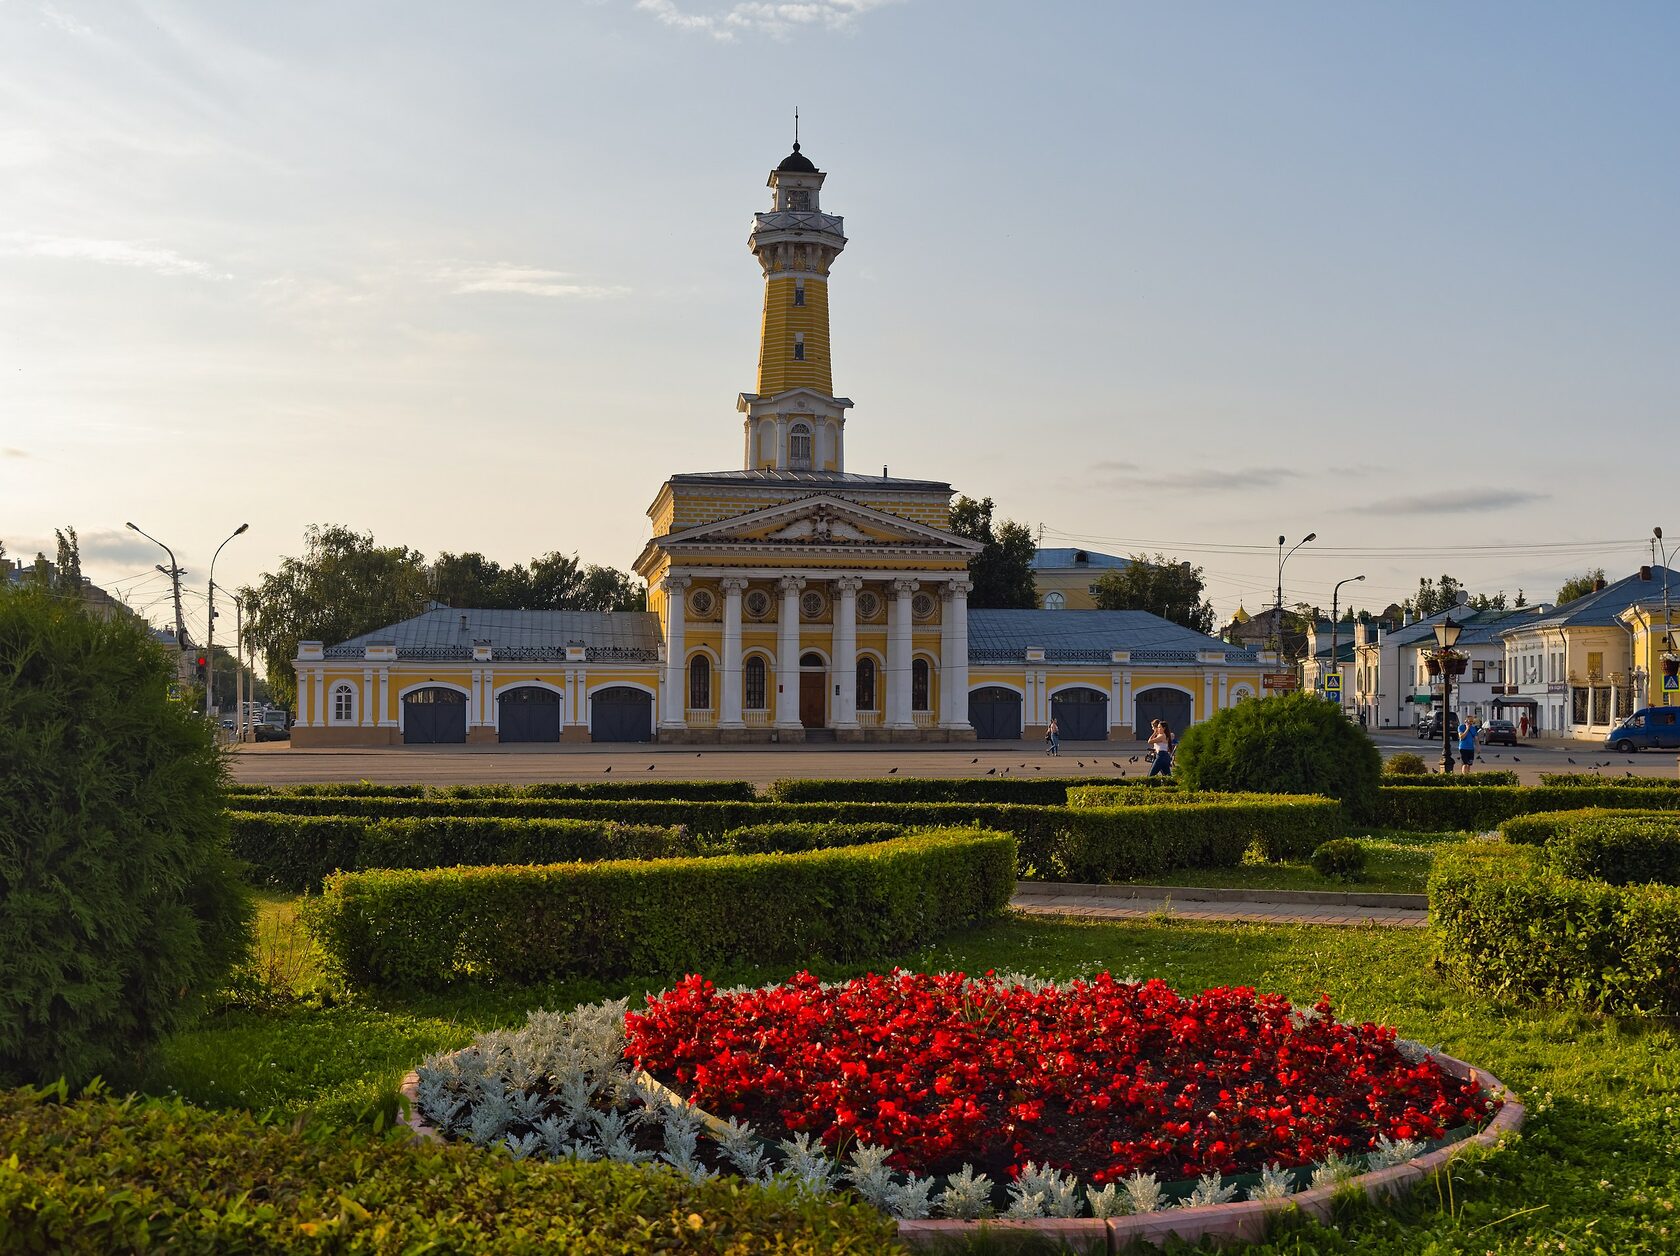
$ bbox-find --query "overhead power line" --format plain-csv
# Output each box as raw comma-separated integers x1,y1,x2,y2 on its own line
1040,526,1647,560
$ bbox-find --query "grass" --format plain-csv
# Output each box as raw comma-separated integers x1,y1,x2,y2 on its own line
108,889,1680,1254
1106,829,1461,895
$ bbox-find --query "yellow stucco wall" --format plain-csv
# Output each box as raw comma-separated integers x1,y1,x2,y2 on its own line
758,276,832,396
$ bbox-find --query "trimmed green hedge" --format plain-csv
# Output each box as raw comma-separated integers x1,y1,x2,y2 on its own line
228,813,692,891
765,776,1166,806
227,780,756,801
0,1085,899,1254
1548,818,1680,886
1380,771,1521,787
1502,807,1669,845
1375,785,1680,832
718,821,908,854
1430,842,1680,1016
1538,773,1680,789
302,829,1017,989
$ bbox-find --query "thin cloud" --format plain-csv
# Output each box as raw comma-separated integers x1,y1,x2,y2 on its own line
1365,489,1548,515
1087,460,1304,492
73,528,176,567
2,448,26,459
635,0,903,41
432,264,629,299
0,232,224,279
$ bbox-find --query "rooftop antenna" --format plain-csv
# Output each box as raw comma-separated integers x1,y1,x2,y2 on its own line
794,107,800,149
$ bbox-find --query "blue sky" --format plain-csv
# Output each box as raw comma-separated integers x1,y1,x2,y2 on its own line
2,0,1675,637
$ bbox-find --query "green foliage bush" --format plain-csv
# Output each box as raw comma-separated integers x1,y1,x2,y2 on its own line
1380,771,1521,787
227,779,756,801
1501,807,1665,845
1377,785,1680,832
1430,842,1680,1016
227,812,694,891
1383,752,1429,776
1538,774,1680,789
0,1084,900,1254
718,821,907,854
302,829,1017,989
0,588,251,1086
1547,818,1680,886
1172,692,1383,822
765,775,1163,806
1310,838,1368,882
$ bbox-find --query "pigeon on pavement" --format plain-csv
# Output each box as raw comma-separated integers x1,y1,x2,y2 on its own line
888,766,899,774
604,765,612,773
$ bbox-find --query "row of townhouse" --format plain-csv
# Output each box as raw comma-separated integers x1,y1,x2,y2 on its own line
1343,564,1677,741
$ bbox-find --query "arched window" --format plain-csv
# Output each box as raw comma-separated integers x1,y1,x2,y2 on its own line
1043,591,1066,610
789,422,813,469
856,657,876,711
744,656,767,710
331,682,355,724
911,658,931,711
688,655,711,710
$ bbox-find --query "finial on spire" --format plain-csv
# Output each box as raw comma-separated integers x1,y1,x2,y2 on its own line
793,106,799,150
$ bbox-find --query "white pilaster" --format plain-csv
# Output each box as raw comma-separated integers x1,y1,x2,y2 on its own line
888,578,919,729
660,575,689,727
941,579,972,730
833,577,862,728
378,669,392,726
295,666,309,726
312,668,325,727
1122,669,1134,734
1204,673,1214,723
362,668,374,726
470,667,483,727
775,576,806,728
718,576,748,728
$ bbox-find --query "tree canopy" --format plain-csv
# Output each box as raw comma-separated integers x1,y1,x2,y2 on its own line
1091,554,1216,634
240,525,644,708
948,496,1037,609
1405,575,1513,617
1556,568,1607,605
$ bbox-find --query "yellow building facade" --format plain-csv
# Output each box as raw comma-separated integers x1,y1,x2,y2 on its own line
292,143,1265,747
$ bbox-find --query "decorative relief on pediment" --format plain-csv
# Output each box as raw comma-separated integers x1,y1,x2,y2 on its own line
761,504,872,544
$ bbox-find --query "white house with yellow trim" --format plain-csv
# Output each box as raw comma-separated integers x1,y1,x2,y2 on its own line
292,143,1265,747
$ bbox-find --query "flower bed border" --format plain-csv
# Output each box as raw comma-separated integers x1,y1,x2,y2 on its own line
398,1049,1521,1251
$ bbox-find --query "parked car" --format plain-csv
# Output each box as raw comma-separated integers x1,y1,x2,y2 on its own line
252,722,290,743
1481,718,1521,746
1417,711,1457,740
1605,707,1680,753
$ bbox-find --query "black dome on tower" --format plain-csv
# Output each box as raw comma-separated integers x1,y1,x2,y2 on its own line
776,143,818,173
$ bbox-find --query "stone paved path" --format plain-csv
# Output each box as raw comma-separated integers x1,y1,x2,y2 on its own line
1011,889,1429,929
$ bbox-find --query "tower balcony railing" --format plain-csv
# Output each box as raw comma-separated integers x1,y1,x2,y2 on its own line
751,210,845,237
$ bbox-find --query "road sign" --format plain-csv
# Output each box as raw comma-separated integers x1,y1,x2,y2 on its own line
1263,672,1300,691
1665,674,1678,692
1324,674,1342,693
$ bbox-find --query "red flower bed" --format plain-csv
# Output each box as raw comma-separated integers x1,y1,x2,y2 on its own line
627,971,1498,1184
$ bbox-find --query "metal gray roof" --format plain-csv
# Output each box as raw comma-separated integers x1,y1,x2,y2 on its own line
967,609,1257,665
1029,548,1132,571
327,608,662,662
1500,567,1675,632
667,469,952,492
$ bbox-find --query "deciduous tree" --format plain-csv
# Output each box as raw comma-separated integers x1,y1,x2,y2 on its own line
1556,568,1607,605
1091,554,1215,634
948,496,1037,609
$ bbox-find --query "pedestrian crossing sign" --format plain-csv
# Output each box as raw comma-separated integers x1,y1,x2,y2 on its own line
1665,674,1678,692
1324,674,1342,693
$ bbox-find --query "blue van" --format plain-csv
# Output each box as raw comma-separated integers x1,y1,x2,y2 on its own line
1606,707,1680,752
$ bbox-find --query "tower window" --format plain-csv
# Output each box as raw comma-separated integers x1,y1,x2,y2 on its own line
793,333,805,362
789,423,813,469
787,189,810,211
793,283,805,306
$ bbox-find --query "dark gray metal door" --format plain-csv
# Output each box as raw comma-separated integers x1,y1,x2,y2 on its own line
498,687,561,743
1051,687,1109,741
402,687,466,744
591,686,653,743
968,686,1022,740
1133,688,1192,741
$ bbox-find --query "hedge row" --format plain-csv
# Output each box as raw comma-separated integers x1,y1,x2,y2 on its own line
227,779,756,801
1430,842,1680,1016
1495,809,1680,886
1379,771,1521,787
0,1085,899,1254
718,821,908,854
1501,808,1670,845
764,775,1166,806
1538,773,1680,789
1374,785,1680,832
301,829,1017,989
228,813,692,891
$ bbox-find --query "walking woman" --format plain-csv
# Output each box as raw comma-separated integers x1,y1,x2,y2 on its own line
1046,717,1061,756
1148,719,1175,777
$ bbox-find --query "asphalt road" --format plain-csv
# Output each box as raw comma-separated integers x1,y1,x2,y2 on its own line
229,731,1680,787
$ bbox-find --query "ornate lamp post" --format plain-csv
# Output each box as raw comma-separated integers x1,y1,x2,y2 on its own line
1429,619,1465,774
1274,533,1316,671
206,524,249,721
1328,575,1364,713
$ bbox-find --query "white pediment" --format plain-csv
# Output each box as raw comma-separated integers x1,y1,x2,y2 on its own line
659,494,982,554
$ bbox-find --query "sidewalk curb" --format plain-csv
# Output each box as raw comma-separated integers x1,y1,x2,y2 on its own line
1015,880,1428,910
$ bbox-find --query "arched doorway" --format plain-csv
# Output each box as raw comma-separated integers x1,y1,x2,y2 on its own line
1134,687,1192,741
1051,686,1109,741
968,686,1023,740
591,686,653,743
402,687,467,744
497,686,560,743
799,651,826,728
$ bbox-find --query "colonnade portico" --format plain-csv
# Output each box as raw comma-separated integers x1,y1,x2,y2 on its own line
655,568,973,741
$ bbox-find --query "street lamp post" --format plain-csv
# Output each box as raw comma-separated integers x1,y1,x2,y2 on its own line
1329,575,1365,714
1656,527,1674,708
125,522,187,650
206,524,249,721
1274,533,1317,674
1432,619,1464,775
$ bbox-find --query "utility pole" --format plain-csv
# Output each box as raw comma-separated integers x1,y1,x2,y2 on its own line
126,522,188,677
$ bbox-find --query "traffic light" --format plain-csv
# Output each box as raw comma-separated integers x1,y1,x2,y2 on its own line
195,654,208,682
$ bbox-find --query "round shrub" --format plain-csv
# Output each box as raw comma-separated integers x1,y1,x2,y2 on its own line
1173,692,1382,822
1384,752,1429,776
1310,838,1368,882
0,587,251,1085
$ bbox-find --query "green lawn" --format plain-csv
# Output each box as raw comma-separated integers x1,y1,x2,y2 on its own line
1104,829,1460,895
112,894,1680,1254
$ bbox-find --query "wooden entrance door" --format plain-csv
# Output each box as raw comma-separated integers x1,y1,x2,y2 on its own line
799,667,826,728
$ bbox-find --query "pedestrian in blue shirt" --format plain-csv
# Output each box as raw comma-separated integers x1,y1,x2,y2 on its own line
1457,716,1478,774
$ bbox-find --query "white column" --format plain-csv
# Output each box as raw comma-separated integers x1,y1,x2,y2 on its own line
378,669,392,726
941,579,972,730
1203,673,1214,724
888,578,919,729
833,577,861,728
295,665,309,726
312,669,325,727
660,576,689,727
1121,669,1134,735
470,667,483,728
775,576,806,728
483,667,495,730
361,668,374,726
719,576,748,728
